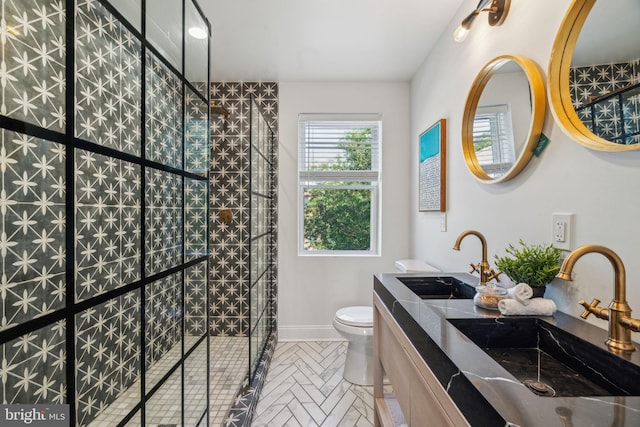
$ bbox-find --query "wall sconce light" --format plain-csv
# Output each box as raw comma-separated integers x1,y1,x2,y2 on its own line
453,0,511,42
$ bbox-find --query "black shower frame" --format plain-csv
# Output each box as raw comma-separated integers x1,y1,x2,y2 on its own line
247,97,277,383
0,0,212,425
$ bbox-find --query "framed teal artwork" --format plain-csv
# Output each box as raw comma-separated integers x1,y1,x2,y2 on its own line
419,119,446,212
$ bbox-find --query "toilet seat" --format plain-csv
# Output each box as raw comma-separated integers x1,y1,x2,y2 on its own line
335,306,373,327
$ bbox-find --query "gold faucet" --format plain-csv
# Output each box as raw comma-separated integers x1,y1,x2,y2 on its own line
452,230,501,286
557,244,640,353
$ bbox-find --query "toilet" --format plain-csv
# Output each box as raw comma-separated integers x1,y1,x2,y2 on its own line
333,306,374,385
334,260,440,386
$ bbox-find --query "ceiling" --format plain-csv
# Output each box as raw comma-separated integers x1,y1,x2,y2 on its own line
198,0,466,82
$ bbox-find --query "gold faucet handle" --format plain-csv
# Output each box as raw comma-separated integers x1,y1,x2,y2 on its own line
485,269,501,283
579,298,609,320
620,316,640,333
579,298,600,318
469,262,480,275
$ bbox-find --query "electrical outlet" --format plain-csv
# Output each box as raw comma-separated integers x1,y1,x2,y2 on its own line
554,220,566,242
440,212,447,232
552,213,574,251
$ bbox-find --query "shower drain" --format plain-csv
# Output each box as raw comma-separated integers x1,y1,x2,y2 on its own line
523,379,557,397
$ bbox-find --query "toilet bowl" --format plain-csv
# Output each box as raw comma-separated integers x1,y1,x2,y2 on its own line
333,306,374,386
332,261,437,385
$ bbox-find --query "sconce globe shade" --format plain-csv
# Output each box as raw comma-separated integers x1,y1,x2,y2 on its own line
453,25,470,42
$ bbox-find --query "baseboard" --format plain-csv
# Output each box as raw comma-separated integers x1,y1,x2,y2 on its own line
278,325,345,341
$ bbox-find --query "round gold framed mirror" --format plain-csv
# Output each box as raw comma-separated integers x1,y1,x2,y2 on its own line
462,55,546,184
549,0,640,151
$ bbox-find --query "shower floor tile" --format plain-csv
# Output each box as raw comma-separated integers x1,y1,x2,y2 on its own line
85,335,248,426
89,335,201,426
210,336,249,426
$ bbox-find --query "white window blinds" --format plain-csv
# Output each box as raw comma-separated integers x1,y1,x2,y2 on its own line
298,113,381,184
473,105,516,176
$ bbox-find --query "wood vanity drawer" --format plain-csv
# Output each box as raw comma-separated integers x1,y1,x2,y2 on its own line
409,353,456,427
374,295,469,427
377,307,412,420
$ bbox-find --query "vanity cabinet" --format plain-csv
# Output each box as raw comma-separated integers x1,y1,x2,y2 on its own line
373,295,469,427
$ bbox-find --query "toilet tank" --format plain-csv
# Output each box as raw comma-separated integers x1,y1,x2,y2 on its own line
394,259,440,273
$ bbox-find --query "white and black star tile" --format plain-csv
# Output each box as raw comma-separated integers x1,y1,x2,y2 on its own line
0,321,66,405
185,86,209,174
571,60,640,144
209,82,278,337
146,51,182,168
75,290,141,425
75,0,142,155
2,1,212,426
75,149,141,301
145,168,183,276
0,130,66,329
0,0,66,131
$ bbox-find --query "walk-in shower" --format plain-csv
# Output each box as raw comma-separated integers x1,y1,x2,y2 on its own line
209,85,279,426
0,0,280,424
0,0,211,425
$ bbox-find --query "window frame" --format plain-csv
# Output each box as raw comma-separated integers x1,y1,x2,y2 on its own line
297,113,382,256
473,104,516,177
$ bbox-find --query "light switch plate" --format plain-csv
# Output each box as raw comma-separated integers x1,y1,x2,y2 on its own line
440,212,447,232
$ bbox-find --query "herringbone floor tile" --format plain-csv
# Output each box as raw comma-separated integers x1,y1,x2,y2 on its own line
251,341,374,427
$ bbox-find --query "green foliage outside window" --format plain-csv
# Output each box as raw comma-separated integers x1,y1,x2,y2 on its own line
304,188,371,250
304,129,374,251
474,134,493,151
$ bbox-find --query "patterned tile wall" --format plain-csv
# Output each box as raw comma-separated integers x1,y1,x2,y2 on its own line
185,86,210,174
185,178,208,262
185,262,207,335
75,149,141,302
145,168,183,277
146,51,183,168
76,291,141,425
1,0,210,425
0,321,66,405
0,130,66,329
209,82,278,337
0,0,66,131
570,58,640,144
76,0,142,155
145,273,182,392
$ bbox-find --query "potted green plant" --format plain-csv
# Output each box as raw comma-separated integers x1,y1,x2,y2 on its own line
494,240,563,297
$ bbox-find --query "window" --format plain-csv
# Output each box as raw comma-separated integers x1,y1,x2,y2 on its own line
473,104,516,177
298,113,381,255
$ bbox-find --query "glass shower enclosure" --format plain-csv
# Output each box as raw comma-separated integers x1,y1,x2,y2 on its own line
249,99,277,380
0,0,211,425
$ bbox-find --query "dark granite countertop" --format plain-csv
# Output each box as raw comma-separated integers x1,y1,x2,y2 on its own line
374,272,640,427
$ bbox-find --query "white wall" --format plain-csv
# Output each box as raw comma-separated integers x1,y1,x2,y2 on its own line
411,0,640,325
479,69,531,153
278,82,411,340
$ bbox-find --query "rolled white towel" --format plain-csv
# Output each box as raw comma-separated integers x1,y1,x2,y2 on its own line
498,298,556,316
506,283,533,305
